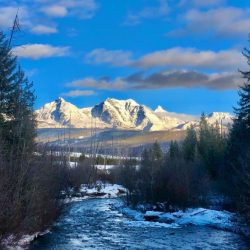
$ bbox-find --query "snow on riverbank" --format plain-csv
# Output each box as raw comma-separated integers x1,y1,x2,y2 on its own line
2,184,125,249
3,186,249,249
146,208,233,229
80,183,126,198
64,183,127,203
65,183,245,235
118,205,239,232
1,230,50,250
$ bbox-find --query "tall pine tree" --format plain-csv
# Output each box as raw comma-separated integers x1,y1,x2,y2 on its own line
0,32,36,160
182,125,197,162
227,44,250,219
198,113,225,178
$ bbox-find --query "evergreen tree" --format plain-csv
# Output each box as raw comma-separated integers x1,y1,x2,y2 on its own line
138,142,163,202
138,148,152,201
150,141,163,162
0,31,68,236
182,125,197,162
0,32,18,137
141,148,150,167
236,47,250,129
198,113,226,178
198,113,209,160
227,44,250,219
119,159,137,204
169,140,180,159
0,32,36,159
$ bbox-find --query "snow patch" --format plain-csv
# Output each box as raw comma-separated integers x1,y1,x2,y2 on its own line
117,205,236,232
80,183,126,198
64,183,127,203
2,230,50,250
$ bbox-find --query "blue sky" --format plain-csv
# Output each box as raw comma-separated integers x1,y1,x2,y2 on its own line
1,0,250,114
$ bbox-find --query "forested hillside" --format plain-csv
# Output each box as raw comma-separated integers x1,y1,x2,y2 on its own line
112,47,250,223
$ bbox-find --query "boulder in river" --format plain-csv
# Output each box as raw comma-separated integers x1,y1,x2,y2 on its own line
144,211,162,222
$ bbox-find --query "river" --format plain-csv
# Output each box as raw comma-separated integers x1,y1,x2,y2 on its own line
29,198,249,250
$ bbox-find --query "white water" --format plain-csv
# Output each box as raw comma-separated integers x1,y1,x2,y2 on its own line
29,198,249,250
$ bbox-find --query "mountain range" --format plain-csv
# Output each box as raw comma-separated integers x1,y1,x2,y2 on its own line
35,97,233,131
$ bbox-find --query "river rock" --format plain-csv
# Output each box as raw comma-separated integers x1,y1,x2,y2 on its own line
88,192,107,197
144,211,162,221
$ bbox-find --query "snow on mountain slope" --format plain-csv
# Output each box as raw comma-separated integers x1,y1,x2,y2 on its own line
154,105,197,130
207,112,233,126
154,106,188,129
91,98,173,131
176,112,233,130
137,105,173,131
92,98,141,129
155,106,167,113
35,97,106,129
35,97,233,131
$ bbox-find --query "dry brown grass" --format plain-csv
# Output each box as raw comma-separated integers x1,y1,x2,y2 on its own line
114,130,186,146
36,128,186,147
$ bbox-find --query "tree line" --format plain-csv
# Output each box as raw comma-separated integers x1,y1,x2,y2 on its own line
113,47,250,222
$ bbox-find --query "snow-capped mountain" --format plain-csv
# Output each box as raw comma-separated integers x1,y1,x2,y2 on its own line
207,112,233,126
35,97,107,129
91,98,179,130
35,97,234,131
155,105,167,113
177,112,233,130
154,105,195,129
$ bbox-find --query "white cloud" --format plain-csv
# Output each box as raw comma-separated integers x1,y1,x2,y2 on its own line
41,5,67,17
0,7,17,28
85,49,132,66
85,47,246,71
170,7,250,37
134,47,245,70
30,25,58,34
62,90,96,97
0,6,30,29
12,44,70,59
0,0,98,36
41,0,98,19
124,0,169,25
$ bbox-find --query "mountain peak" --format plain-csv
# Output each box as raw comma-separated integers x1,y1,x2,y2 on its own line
208,112,232,119
56,97,66,103
155,105,167,113
36,97,234,131
104,97,139,106
126,98,139,105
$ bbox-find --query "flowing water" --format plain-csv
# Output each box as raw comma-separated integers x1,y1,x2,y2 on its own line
29,198,249,250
